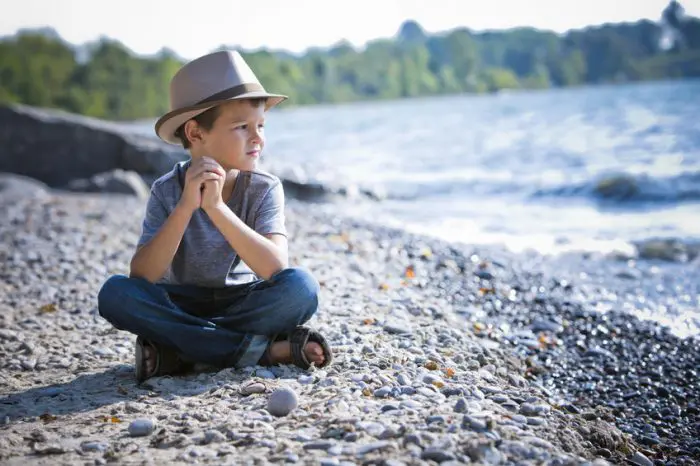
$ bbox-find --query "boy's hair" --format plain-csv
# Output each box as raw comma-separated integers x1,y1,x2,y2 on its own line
174,97,268,149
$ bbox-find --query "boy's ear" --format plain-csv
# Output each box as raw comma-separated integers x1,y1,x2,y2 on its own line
184,120,202,144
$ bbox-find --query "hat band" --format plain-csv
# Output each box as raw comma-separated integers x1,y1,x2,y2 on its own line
196,82,265,105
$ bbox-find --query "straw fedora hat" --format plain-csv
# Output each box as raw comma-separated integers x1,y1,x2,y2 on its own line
155,50,287,144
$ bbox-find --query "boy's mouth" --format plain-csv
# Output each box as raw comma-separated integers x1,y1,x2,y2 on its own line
246,149,260,157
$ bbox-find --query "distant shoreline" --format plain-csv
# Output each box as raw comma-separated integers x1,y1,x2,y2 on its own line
2,5,698,120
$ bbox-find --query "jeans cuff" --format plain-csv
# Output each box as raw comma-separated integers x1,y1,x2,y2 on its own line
235,335,269,368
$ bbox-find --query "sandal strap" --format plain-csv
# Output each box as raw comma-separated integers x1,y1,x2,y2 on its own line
306,328,333,368
289,327,312,369
135,336,189,383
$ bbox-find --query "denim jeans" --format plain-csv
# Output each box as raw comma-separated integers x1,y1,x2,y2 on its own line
97,267,319,369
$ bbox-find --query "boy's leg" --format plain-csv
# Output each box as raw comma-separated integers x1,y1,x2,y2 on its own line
211,267,323,365
97,275,275,368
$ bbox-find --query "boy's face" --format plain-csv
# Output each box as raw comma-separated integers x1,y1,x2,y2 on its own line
198,99,266,171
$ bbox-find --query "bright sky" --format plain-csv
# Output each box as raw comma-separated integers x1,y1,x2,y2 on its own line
2,0,699,59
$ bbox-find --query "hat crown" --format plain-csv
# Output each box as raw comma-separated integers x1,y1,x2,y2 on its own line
170,50,262,111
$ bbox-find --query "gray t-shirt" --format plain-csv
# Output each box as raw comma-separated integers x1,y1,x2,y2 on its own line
136,160,287,287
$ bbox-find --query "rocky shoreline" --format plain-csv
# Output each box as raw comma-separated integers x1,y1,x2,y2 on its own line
0,177,697,465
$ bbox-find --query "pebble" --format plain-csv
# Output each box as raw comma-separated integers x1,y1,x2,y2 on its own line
384,321,413,335
526,417,546,426
267,388,298,417
374,386,391,398
355,441,392,455
303,440,334,451
401,386,417,395
421,447,456,462
462,415,488,432
628,451,653,466
520,403,551,416
384,460,407,466
240,382,267,395
427,415,446,424
396,373,411,386
80,440,108,452
442,386,464,397
381,403,399,412
203,430,226,444
399,400,422,410
422,373,444,385
128,418,156,437
404,433,422,447
454,398,468,413
530,318,563,333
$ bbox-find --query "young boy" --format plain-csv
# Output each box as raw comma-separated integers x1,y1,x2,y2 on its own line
98,50,332,382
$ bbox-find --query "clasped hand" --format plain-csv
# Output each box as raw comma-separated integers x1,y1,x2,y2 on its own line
180,156,227,213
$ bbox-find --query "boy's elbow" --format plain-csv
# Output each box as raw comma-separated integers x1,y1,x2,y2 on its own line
261,259,287,281
129,258,158,283
128,269,151,282
128,266,151,282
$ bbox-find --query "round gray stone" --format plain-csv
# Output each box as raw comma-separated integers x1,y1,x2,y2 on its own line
268,387,298,417
128,418,156,437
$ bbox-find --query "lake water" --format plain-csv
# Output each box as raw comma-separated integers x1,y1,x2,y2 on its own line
132,80,700,258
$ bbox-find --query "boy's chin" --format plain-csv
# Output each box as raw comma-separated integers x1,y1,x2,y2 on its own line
234,160,258,172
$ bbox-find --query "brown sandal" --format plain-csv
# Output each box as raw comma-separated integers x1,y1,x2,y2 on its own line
135,336,192,383
259,326,333,370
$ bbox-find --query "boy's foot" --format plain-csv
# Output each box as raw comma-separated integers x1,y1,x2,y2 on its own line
135,338,192,383
142,339,326,378
267,340,326,366
143,344,157,376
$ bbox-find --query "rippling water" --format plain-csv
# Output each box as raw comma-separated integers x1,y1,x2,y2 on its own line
259,79,700,257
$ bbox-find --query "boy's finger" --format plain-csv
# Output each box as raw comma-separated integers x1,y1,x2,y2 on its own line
190,166,224,180
197,163,225,176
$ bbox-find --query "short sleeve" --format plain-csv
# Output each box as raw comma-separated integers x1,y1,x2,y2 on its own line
136,187,169,249
254,181,287,237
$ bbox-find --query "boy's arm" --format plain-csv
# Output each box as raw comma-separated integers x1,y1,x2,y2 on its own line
204,204,288,280
131,158,225,283
129,203,194,283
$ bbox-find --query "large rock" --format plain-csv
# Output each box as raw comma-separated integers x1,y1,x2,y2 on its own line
0,103,383,202
0,104,187,188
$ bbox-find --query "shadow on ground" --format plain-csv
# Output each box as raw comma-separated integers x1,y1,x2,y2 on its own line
0,364,223,422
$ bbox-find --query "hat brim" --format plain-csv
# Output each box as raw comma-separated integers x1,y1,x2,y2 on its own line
155,91,287,145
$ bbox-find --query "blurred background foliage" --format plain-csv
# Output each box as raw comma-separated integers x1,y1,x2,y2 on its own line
0,1,697,120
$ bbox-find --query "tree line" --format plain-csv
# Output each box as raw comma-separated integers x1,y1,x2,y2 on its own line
1,1,698,120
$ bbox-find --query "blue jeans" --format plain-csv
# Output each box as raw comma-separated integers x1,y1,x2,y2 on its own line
97,267,319,369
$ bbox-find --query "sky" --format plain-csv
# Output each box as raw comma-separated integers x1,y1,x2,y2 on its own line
2,0,699,59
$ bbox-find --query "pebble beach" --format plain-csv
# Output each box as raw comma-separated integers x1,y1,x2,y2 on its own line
0,180,698,465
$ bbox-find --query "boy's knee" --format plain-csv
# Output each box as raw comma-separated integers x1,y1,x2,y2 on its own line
97,274,137,320
274,267,320,318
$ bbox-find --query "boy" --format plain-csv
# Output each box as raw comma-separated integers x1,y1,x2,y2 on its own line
98,50,332,383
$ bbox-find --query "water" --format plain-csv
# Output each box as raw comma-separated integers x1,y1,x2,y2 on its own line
257,80,700,258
